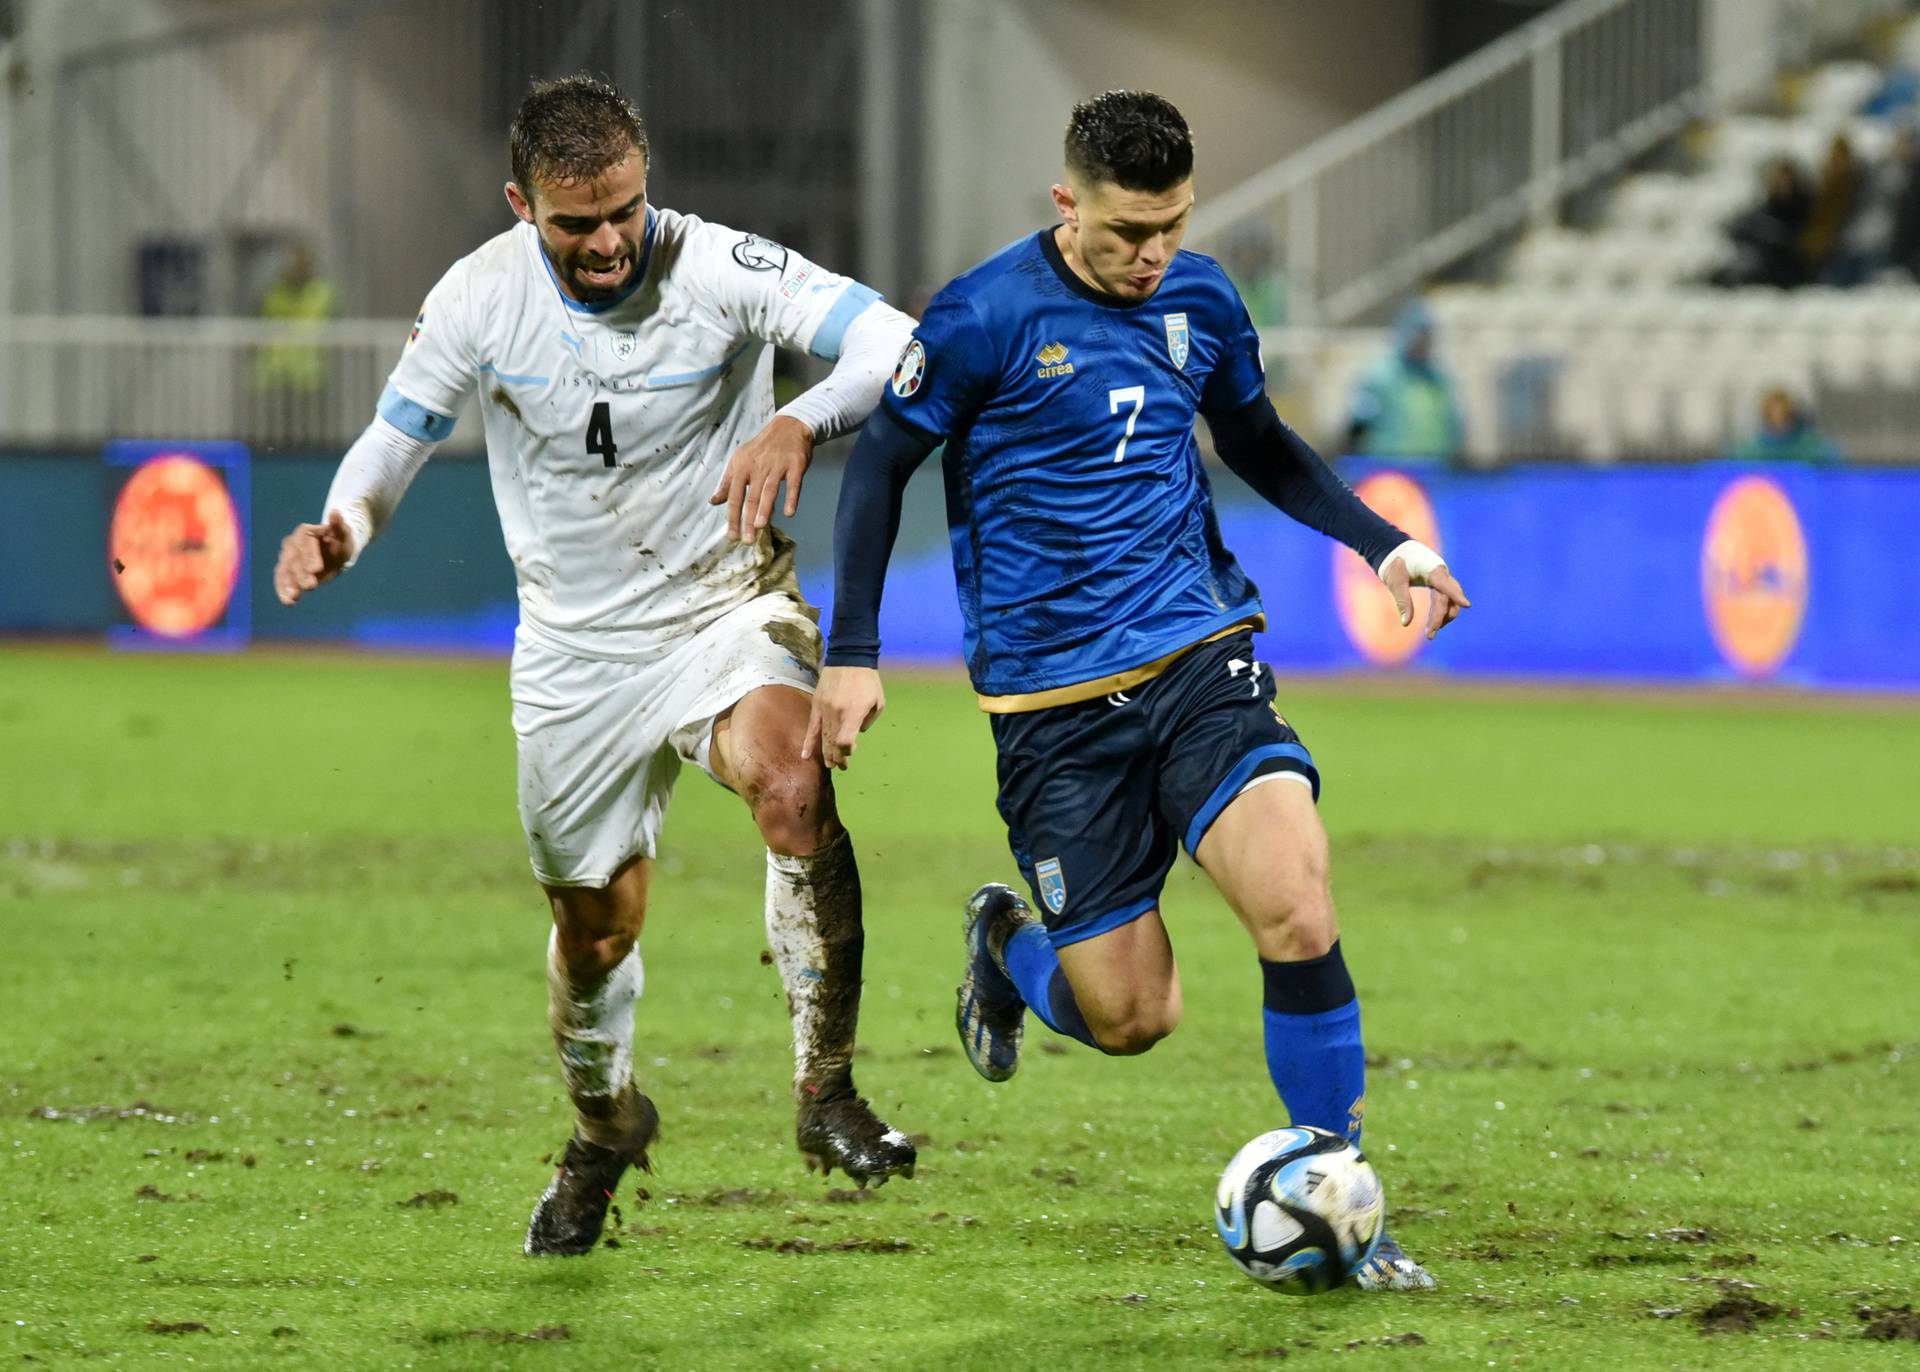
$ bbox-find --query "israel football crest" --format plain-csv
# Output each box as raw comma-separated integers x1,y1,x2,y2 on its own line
1036,857,1067,915
1164,312,1190,370
612,332,637,361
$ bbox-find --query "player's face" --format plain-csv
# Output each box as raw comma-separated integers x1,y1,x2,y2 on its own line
506,148,649,304
1053,175,1195,301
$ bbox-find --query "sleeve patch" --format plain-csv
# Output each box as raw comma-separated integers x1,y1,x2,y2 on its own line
732,234,788,273
890,339,926,398
779,260,817,300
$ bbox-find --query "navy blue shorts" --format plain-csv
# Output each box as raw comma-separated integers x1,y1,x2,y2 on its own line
989,631,1319,949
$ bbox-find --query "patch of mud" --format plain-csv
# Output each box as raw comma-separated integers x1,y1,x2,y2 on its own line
1695,1294,1787,1335
134,1185,196,1203
397,1190,458,1208
144,1321,208,1335
761,616,822,674
741,1235,911,1254
428,1325,571,1345
691,1188,789,1208
1859,1305,1920,1341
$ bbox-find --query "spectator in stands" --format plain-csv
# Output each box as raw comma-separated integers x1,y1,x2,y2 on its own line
1715,158,1811,289
1221,229,1287,331
1344,299,1464,463
1728,387,1841,465
1802,134,1862,280
1833,127,1916,284
255,240,337,394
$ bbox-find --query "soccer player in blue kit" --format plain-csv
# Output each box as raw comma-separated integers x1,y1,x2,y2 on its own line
807,91,1470,1289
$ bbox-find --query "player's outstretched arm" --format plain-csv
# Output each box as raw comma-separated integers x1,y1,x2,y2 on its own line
805,666,887,771
276,414,439,606
712,302,916,544
710,414,813,545
274,510,354,605
1379,540,1471,640
804,406,940,768
1205,394,1471,637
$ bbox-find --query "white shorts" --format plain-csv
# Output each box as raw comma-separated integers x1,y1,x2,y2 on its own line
511,591,822,887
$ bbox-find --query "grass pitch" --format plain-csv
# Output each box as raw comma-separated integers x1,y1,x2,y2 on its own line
1,647,1917,1369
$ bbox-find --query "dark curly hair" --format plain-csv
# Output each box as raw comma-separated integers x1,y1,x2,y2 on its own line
1064,90,1193,192
510,75,648,201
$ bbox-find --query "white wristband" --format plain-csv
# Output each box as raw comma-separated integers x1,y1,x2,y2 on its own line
1377,538,1445,586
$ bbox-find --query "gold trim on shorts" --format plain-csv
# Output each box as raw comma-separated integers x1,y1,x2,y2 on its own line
975,616,1267,714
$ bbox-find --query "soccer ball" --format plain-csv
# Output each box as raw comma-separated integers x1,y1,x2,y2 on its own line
1213,1126,1384,1293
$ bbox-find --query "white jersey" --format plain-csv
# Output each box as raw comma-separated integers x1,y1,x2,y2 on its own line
378,209,884,662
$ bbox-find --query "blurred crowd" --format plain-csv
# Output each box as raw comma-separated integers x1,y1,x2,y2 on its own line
1715,128,1920,289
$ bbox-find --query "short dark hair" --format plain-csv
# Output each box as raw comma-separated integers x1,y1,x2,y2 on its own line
1064,90,1193,192
510,75,648,201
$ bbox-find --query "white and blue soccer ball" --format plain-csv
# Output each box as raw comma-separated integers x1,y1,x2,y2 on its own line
1214,1126,1384,1294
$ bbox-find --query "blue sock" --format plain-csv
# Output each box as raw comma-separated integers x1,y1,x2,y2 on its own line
1002,921,1098,1049
1260,941,1367,1143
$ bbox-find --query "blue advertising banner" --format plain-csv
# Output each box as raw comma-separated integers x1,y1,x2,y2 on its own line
826,462,1920,692
3,451,1915,690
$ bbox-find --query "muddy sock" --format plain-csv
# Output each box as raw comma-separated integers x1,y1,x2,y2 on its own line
1002,920,1098,1049
765,831,864,1104
546,927,645,1150
1260,941,1366,1142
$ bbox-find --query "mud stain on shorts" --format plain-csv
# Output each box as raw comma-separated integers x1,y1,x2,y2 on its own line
763,615,822,675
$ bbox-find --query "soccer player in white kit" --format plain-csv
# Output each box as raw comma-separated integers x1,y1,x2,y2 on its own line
273,77,920,1255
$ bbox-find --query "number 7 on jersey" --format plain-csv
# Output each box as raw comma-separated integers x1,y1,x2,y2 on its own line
1108,386,1145,463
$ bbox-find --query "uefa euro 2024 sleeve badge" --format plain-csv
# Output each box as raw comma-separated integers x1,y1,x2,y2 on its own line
1164,313,1190,370
1036,857,1067,915
890,339,926,398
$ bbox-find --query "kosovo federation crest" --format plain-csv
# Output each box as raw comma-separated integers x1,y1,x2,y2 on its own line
1036,857,1067,915
1164,312,1190,370
612,332,637,361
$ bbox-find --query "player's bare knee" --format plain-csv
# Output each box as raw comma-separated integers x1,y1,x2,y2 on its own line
1245,843,1335,958
1249,888,1336,962
1091,1016,1176,1056
745,760,835,856
548,892,642,981
1089,1000,1181,1056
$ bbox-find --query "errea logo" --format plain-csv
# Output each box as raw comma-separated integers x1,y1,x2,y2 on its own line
1035,341,1074,379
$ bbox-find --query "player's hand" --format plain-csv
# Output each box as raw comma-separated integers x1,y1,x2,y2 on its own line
274,510,354,606
803,666,886,770
1381,544,1471,640
711,414,813,545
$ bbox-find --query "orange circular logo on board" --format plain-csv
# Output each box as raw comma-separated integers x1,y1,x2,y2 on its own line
1701,476,1807,676
109,455,243,637
1333,472,1440,666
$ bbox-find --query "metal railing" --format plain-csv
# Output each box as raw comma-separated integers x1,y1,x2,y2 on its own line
0,315,473,454
1191,0,1919,326
5,310,1919,465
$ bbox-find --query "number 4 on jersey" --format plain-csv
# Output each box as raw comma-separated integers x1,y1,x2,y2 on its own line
586,400,618,468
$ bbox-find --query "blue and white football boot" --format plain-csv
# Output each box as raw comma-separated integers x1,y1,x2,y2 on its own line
956,884,1035,1082
1351,1233,1438,1291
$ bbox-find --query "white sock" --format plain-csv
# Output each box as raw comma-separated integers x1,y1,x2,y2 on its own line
546,927,644,1148
764,831,863,1102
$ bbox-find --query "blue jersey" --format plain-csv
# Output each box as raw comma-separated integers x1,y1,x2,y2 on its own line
882,229,1269,705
